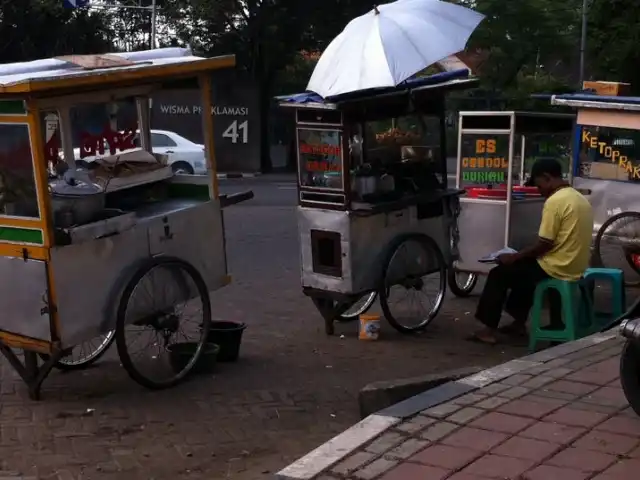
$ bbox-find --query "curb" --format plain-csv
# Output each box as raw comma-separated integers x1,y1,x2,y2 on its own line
217,172,261,179
275,330,619,480
358,366,483,419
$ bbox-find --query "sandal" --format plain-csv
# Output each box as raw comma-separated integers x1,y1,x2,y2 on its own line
466,332,498,345
498,322,527,337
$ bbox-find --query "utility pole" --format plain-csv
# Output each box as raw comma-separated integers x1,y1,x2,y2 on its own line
150,0,157,49
579,0,588,85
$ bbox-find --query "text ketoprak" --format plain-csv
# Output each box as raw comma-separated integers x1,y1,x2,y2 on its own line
582,130,640,179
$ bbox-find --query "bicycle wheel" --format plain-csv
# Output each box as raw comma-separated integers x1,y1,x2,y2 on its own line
115,256,211,390
447,270,478,298
40,331,115,371
379,234,446,334
620,339,640,417
338,292,378,321
594,211,640,286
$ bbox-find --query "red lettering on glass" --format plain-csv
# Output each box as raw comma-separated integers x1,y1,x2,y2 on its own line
299,143,341,157
306,161,340,172
44,133,60,162
79,125,137,159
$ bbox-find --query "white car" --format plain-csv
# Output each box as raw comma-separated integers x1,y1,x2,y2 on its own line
73,129,207,175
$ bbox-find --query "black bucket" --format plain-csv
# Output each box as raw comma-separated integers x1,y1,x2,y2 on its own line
168,342,219,374
206,321,246,362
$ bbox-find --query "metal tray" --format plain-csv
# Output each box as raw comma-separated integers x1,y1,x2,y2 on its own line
67,208,137,244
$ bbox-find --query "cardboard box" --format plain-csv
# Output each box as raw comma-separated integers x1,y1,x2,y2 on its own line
583,81,631,97
588,161,629,181
436,55,471,73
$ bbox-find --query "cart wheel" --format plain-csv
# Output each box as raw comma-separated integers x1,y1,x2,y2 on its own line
338,292,378,321
447,270,478,298
39,331,115,371
115,256,211,390
620,339,640,417
594,211,640,287
379,234,446,334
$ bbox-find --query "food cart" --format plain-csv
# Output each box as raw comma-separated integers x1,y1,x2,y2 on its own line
550,94,640,286
0,48,244,400
279,70,476,335
546,93,640,414
448,111,576,297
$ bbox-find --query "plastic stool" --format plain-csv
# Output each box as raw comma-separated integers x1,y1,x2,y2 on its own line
583,268,625,327
529,278,594,352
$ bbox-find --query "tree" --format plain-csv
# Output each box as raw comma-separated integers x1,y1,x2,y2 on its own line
460,0,582,90
0,0,113,63
587,0,640,92
106,0,157,51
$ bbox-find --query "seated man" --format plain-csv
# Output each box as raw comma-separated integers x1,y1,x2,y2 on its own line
471,158,593,345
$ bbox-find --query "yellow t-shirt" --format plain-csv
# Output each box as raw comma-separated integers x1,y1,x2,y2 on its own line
537,186,593,281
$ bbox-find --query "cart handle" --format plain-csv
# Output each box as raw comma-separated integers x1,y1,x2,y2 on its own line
220,190,254,207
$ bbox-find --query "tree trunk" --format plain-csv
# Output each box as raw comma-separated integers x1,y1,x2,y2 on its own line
257,76,273,173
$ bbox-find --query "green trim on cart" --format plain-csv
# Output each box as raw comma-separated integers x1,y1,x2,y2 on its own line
166,183,211,200
0,227,43,244
0,100,26,115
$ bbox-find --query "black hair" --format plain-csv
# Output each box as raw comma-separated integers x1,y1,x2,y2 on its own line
530,157,563,180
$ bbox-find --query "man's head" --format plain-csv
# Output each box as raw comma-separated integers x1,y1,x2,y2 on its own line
529,158,565,197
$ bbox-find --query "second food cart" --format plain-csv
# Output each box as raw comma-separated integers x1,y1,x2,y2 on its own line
0,48,249,400
279,70,477,335
449,111,576,296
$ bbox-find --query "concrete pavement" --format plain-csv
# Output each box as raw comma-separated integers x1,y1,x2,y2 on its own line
277,333,639,480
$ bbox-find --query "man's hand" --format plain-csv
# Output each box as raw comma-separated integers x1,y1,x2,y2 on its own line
497,253,518,265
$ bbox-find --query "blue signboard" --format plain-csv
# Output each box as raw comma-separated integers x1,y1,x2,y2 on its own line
63,0,90,7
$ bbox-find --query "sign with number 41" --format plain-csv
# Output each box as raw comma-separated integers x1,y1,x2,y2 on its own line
222,120,248,144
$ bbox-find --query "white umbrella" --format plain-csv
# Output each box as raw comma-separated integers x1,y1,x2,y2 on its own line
307,0,484,98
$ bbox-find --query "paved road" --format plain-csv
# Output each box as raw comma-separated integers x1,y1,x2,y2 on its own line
220,175,298,207
0,175,526,480
218,173,459,207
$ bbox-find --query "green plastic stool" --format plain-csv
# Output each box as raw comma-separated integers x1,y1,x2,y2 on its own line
529,278,595,352
583,268,625,328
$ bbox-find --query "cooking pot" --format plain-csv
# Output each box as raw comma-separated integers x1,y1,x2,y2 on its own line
354,175,378,196
353,173,396,197
49,175,105,227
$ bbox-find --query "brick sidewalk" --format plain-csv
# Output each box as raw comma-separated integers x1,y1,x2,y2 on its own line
277,334,640,480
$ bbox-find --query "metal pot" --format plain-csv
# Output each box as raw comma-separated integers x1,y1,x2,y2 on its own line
354,175,378,196
49,177,105,227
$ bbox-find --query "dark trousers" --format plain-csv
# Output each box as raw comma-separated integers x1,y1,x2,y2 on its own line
475,258,562,330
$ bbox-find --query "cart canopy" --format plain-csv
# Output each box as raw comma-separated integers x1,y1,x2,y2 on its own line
277,69,477,120
552,93,640,111
0,48,235,96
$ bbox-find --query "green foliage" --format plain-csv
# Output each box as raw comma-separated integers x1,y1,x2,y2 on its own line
0,0,113,63
459,0,581,90
587,0,640,92
159,0,372,79
274,51,319,95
